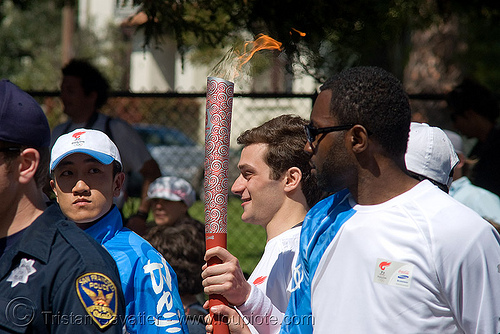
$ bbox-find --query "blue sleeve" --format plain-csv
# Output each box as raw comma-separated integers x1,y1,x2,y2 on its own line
281,190,355,334
127,248,188,333
465,191,500,224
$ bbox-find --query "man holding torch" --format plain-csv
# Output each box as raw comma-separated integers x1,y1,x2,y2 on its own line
202,115,323,333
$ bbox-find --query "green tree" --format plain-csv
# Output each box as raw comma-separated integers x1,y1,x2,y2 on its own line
122,0,439,82
4,0,500,87
0,0,62,90
453,6,500,93
1,0,129,91
121,0,500,84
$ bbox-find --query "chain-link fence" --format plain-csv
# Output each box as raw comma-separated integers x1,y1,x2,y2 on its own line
32,91,446,274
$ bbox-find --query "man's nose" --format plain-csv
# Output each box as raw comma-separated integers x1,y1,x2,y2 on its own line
72,179,90,194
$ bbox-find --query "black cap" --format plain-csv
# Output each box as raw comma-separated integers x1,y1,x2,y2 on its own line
0,80,50,147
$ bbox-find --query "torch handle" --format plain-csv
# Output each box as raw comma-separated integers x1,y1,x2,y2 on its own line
206,233,229,334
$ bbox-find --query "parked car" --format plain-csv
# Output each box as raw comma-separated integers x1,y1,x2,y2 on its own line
132,123,241,200
133,124,206,196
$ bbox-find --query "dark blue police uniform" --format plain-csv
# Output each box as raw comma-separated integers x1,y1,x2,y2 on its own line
0,204,125,333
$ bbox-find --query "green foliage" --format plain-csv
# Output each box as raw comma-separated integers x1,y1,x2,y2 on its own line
72,22,131,91
0,0,129,91
4,0,500,93
127,0,249,53
454,12,500,94
0,0,62,89
121,0,500,85
243,0,432,81
125,0,438,81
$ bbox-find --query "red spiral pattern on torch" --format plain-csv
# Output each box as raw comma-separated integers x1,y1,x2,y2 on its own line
204,77,234,234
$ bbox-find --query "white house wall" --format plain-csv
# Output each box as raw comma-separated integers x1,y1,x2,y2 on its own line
78,0,115,37
129,35,177,92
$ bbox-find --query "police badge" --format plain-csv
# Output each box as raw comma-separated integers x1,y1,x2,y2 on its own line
7,258,37,287
76,273,118,329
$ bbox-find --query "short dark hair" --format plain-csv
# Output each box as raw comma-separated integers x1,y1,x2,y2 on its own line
320,66,411,159
0,141,49,188
237,114,323,209
62,59,110,110
446,78,500,123
145,219,206,296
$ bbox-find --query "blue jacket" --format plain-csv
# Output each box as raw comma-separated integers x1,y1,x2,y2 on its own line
85,206,188,333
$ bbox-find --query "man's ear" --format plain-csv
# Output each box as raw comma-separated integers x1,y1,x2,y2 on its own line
50,179,60,202
18,148,39,185
113,172,125,198
456,152,466,169
349,125,370,154
284,167,302,192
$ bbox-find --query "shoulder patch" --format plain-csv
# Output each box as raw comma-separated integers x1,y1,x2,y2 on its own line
76,273,118,329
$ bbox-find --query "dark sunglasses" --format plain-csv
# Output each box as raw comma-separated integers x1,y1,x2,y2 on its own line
304,124,355,144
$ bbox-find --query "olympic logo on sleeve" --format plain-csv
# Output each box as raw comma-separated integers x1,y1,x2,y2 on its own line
290,264,304,292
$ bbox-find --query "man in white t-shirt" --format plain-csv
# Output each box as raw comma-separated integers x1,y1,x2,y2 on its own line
282,67,500,333
405,122,500,230
202,115,323,334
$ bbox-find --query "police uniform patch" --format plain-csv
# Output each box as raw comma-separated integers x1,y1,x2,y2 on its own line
76,273,118,329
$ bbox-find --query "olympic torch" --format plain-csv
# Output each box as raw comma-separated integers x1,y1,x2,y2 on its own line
204,34,283,333
204,76,233,334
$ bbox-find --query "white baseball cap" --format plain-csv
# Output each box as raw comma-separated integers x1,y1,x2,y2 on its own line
147,176,196,208
50,128,122,172
443,129,464,155
405,122,459,189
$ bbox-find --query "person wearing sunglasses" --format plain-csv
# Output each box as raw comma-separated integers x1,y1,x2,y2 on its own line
282,66,500,334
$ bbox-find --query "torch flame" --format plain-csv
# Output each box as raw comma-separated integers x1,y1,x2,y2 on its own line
290,28,306,37
236,34,283,69
210,34,283,82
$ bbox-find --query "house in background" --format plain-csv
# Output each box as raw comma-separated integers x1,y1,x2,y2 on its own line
78,0,316,93
77,0,316,146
